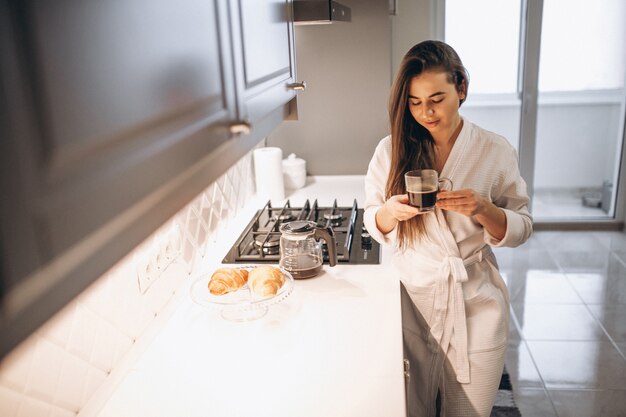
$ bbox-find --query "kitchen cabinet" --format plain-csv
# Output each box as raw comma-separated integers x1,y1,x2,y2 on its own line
230,0,300,124
0,0,300,358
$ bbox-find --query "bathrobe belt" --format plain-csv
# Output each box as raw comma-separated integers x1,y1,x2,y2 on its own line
433,245,492,384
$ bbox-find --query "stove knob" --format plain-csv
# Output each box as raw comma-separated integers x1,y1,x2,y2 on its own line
361,232,372,250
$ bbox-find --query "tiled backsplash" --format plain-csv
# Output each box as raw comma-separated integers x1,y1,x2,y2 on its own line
0,152,255,417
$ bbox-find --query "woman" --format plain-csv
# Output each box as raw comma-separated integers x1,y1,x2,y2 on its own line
363,40,532,417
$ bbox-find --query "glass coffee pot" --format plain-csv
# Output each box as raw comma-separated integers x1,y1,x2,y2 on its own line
279,221,337,279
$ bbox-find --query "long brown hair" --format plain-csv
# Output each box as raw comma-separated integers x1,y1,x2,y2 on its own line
387,40,469,249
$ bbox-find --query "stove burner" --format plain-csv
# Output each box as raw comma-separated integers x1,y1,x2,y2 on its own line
254,234,280,255
323,211,343,221
271,214,295,222
322,211,344,226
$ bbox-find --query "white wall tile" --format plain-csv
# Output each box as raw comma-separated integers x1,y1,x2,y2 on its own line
17,397,53,417
0,386,22,417
80,368,108,411
89,315,133,373
76,276,114,329
0,151,255,417
54,353,89,412
66,304,99,364
143,263,187,317
25,339,64,402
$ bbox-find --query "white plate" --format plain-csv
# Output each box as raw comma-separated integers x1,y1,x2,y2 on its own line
189,266,294,321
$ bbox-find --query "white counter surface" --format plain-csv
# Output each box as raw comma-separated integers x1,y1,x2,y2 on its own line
95,176,405,417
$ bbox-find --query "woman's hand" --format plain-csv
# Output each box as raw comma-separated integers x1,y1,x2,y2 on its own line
436,189,507,240
375,194,423,234
385,194,423,221
435,189,488,216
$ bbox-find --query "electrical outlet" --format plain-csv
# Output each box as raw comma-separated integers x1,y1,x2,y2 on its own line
136,224,181,294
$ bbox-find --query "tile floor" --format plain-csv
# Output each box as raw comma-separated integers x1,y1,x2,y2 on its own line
493,230,626,417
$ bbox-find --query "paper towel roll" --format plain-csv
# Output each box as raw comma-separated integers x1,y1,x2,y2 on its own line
253,147,285,202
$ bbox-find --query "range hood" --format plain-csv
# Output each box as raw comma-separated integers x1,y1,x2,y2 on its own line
293,0,351,25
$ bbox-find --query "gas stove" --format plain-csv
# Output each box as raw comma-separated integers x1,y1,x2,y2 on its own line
222,199,380,264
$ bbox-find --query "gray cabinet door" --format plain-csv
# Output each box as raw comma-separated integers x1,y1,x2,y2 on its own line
0,0,240,356
29,0,239,259
0,0,299,360
231,0,298,123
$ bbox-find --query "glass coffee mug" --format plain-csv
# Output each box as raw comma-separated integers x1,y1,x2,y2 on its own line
404,169,453,212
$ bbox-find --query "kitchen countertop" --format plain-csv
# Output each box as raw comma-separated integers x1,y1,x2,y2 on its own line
92,176,405,417
283,175,368,207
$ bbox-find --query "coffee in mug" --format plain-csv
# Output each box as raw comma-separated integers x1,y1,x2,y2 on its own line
408,186,438,209
404,169,452,212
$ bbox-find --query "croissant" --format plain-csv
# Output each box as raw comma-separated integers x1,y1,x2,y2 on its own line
208,268,249,295
248,266,285,297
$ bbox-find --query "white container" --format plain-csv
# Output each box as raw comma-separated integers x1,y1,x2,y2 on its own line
253,147,285,202
282,153,307,190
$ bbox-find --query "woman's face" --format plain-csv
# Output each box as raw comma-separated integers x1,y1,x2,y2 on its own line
407,70,465,141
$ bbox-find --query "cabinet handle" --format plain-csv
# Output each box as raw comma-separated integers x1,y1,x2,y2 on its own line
403,358,410,410
229,121,252,136
287,81,307,91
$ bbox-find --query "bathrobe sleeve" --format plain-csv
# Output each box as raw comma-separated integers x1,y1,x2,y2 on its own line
363,136,398,246
484,145,533,248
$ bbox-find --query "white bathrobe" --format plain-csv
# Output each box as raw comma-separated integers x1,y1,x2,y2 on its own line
364,119,532,417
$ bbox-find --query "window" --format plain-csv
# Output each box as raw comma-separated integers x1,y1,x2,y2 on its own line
445,0,522,94
446,0,625,95
539,0,625,92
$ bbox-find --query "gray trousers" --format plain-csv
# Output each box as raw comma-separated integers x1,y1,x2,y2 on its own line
401,283,505,417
